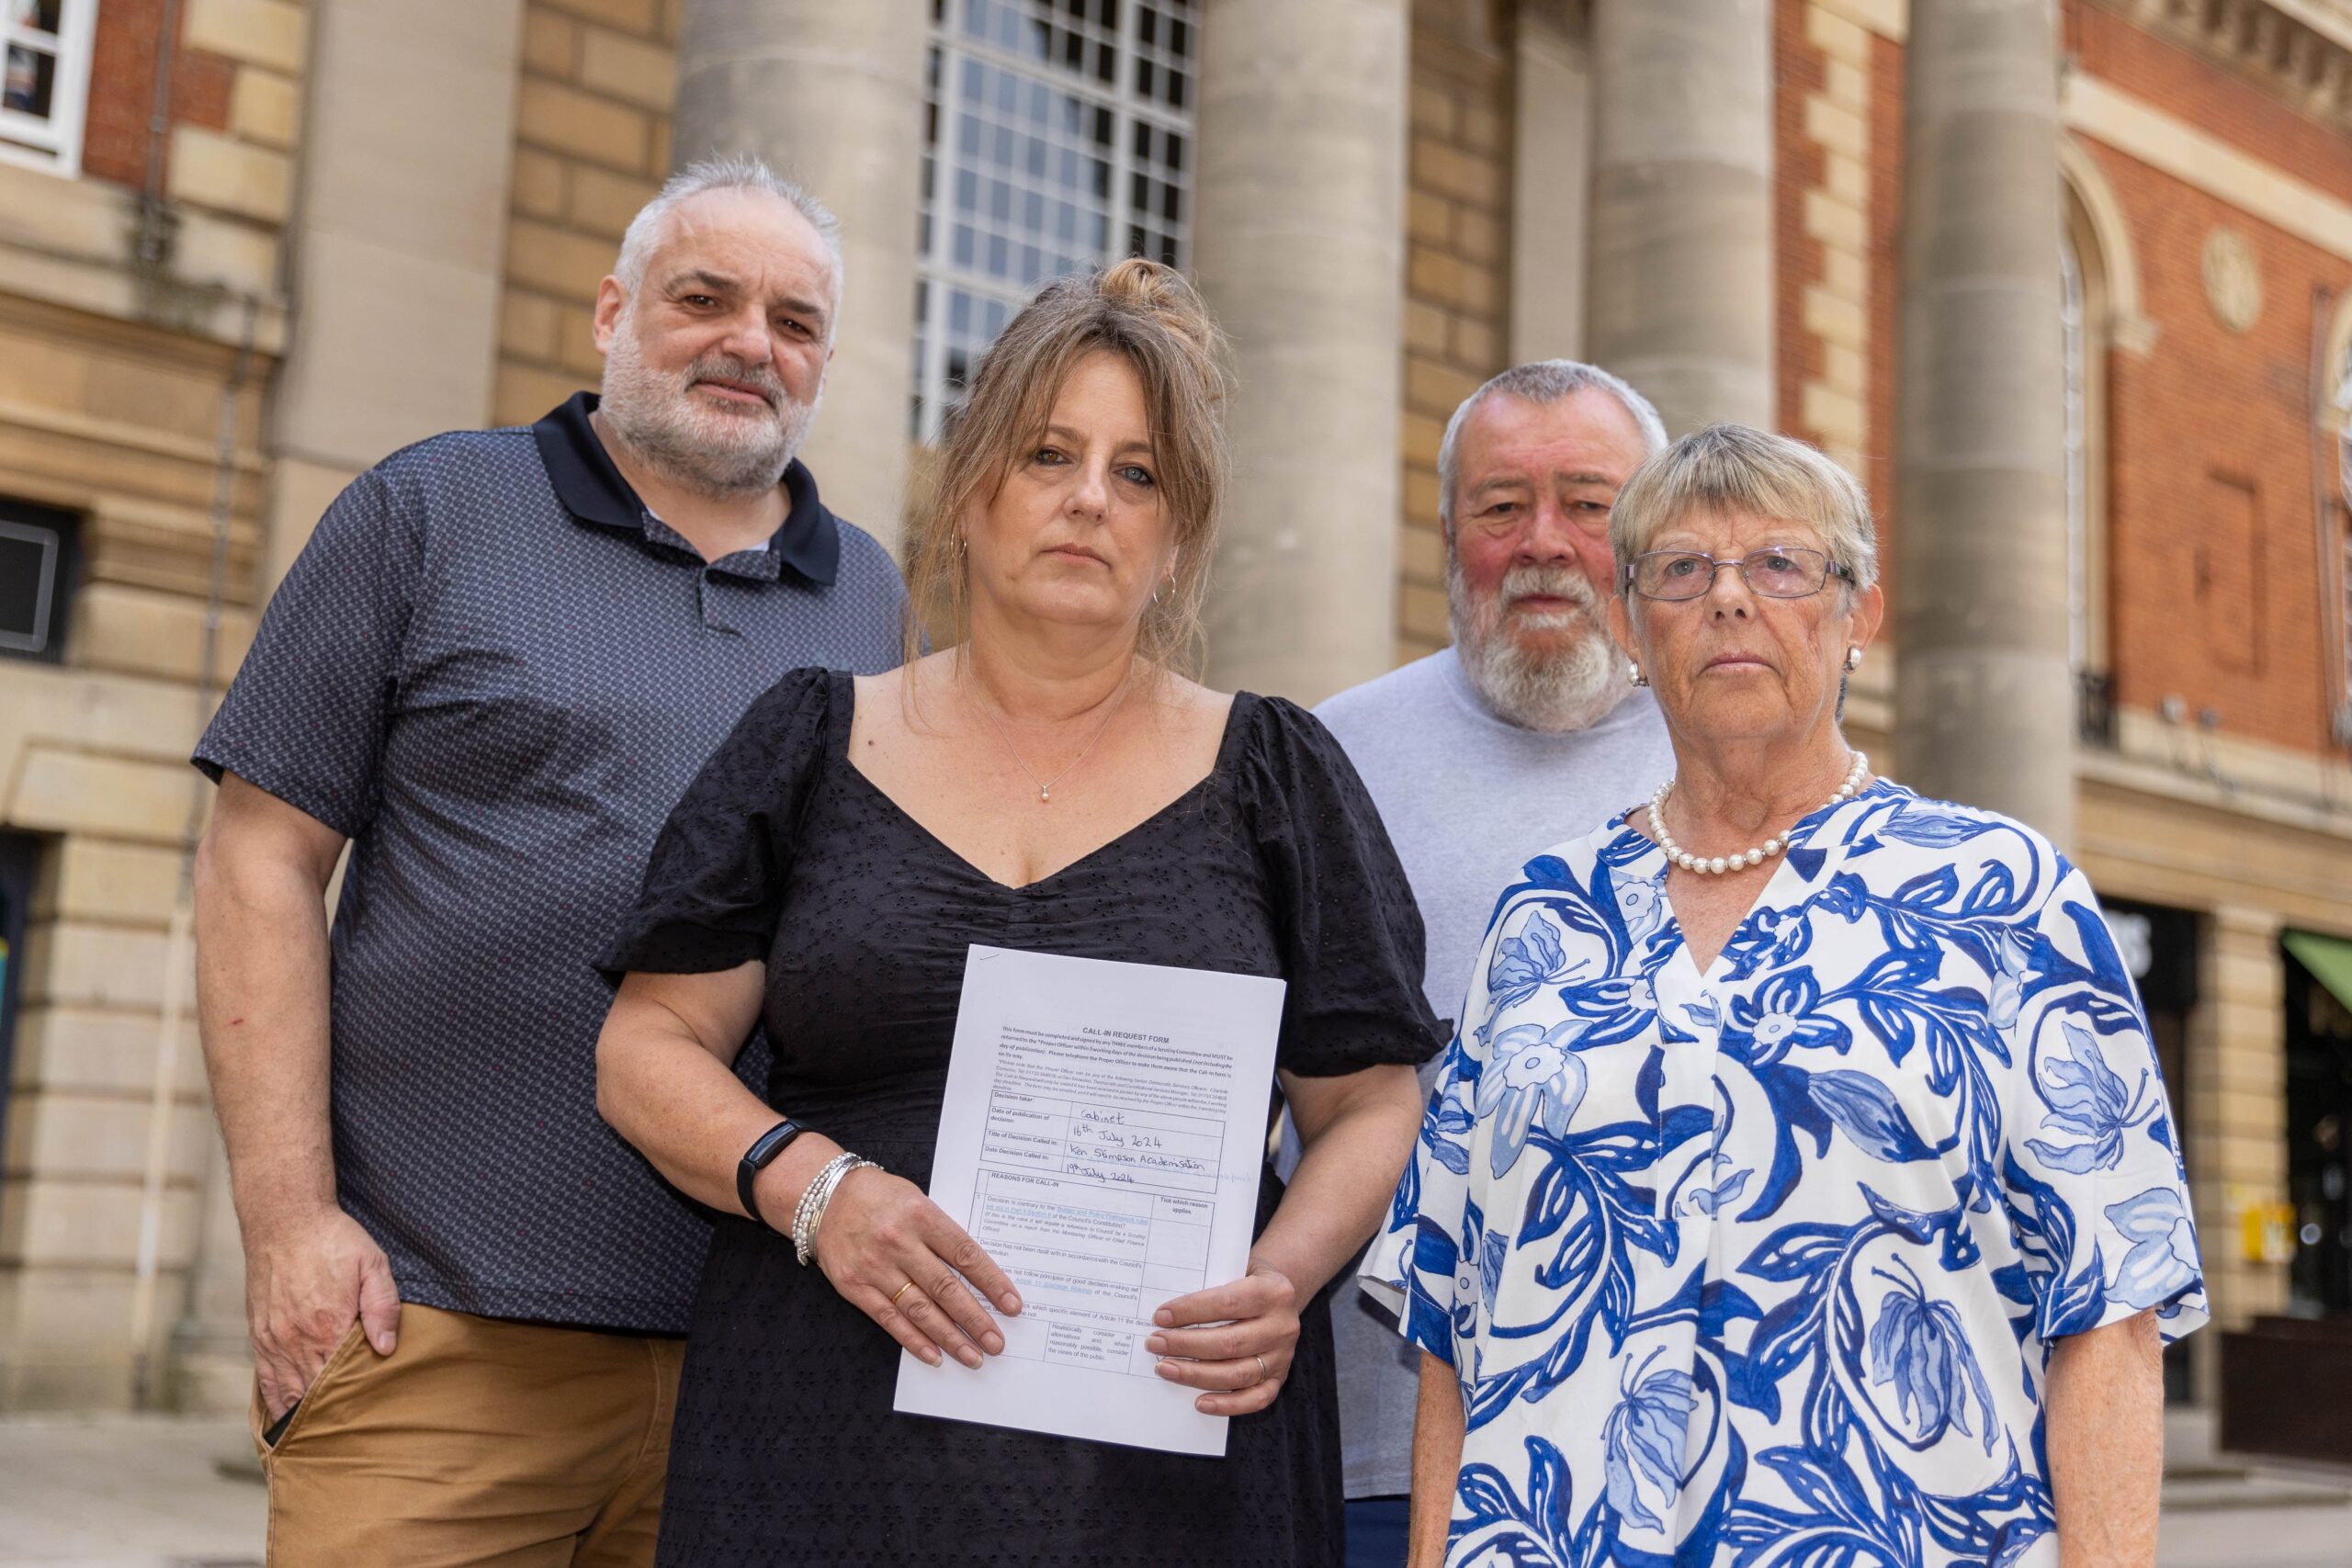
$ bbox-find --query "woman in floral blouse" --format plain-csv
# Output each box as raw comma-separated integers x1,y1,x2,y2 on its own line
1363,423,2204,1568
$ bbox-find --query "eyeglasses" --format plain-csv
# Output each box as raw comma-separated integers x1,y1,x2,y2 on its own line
1624,547,1855,602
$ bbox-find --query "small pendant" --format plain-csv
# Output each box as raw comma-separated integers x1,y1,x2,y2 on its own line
1039,787,1051,804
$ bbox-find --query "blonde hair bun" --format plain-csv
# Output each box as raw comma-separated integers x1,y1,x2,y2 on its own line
1096,257,1225,369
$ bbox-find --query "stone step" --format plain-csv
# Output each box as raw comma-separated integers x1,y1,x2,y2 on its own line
2162,1471,2352,1514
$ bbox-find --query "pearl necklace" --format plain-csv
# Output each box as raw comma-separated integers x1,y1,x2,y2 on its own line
1647,751,1869,875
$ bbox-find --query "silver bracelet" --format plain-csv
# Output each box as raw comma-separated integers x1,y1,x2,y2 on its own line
787,1154,840,1233
788,1153,852,1258
792,1152,880,1266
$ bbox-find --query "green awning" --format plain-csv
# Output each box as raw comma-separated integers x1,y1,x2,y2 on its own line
2284,930,2352,1014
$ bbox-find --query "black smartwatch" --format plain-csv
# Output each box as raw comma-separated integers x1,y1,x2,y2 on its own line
737,1119,806,1229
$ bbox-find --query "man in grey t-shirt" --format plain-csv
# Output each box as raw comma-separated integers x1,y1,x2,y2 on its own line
1311,362,1678,1564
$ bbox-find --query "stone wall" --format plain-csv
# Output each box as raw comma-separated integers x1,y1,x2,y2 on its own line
2065,5,2352,757
494,0,683,427
1396,0,1514,665
0,0,298,1409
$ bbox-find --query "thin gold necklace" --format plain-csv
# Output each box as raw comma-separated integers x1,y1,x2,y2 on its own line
967,665,1136,805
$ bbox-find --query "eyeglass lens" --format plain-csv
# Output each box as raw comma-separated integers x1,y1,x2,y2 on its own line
1633,548,1832,600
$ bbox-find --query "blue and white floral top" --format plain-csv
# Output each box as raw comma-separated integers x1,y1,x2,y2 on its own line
1361,781,2205,1568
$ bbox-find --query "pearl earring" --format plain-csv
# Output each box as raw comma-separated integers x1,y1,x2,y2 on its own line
1627,661,1648,688
1846,647,1863,671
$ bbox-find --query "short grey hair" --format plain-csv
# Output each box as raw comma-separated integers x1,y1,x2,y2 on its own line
614,155,844,315
1609,423,1880,594
1436,359,1670,529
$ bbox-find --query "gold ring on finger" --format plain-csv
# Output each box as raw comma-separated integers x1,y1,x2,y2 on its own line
1254,1353,1270,1383
891,1280,918,1306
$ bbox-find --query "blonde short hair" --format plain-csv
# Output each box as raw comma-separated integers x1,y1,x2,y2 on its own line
901,258,1231,671
1610,423,1880,594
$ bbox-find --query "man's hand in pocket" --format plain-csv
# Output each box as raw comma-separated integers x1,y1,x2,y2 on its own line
245,1205,400,1423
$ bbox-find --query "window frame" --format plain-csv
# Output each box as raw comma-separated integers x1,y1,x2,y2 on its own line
912,0,1198,443
0,499,81,663
0,0,100,177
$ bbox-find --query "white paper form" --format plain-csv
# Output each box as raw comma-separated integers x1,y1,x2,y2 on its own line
891,944,1286,1456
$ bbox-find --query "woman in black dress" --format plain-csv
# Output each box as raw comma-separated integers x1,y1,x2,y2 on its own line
594,259,1440,1566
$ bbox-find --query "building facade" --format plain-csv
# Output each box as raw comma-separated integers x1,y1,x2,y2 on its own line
2,0,2349,1429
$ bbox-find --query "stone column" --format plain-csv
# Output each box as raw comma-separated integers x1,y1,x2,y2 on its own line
1894,0,2075,848
2187,906,2290,1405
269,0,526,579
673,0,928,558
1510,0,1593,366
1193,0,1408,705
1584,0,1773,434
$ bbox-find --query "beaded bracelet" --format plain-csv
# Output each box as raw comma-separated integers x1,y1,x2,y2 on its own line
791,1151,880,1266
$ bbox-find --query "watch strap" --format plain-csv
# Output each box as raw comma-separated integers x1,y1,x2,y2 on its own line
737,1119,804,1228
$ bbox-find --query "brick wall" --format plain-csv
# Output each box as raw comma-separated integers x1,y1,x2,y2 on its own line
2068,3,2352,206
74,0,304,227
493,0,682,428
2092,133,2346,751
1776,1,1892,604
1776,0,1826,442
1867,25,1900,598
79,0,231,187
1396,1,1514,666
2064,5,2352,756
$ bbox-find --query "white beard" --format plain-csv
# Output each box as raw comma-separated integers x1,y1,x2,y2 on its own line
1449,558,1632,733
599,323,819,497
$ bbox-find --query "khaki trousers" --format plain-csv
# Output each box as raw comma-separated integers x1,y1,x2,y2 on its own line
250,1302,684,1568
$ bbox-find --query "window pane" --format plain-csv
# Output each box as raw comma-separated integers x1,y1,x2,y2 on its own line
2,43,54,118
6,1,63,36
915,0,1195,440
0,519,59,656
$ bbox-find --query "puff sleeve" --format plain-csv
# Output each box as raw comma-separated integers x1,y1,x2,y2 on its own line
1238,697,1447,1077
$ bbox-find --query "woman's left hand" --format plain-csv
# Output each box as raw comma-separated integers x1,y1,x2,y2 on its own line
1148,1259,1299,1416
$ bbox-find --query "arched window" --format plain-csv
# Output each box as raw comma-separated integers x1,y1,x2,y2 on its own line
2052,141,2158,745
2323,297,2352,750
2055,146,2134,745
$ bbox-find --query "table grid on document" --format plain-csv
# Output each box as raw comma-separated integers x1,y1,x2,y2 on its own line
970,1090,1226,1378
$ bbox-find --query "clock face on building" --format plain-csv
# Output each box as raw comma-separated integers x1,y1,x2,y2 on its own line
2201,228,2264,335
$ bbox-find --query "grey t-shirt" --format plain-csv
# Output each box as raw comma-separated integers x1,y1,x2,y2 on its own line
1308,646,1674,1498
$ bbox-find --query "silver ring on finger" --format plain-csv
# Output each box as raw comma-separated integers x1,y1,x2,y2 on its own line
1254,1353,1270,1384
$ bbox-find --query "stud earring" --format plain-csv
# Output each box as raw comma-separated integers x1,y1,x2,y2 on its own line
1846,646,1863,671
1627,661,1648,688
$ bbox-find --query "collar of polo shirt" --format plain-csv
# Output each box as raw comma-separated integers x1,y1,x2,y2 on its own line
530,392,842,587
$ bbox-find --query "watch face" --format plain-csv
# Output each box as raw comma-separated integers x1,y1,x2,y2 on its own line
749,1120,803,1166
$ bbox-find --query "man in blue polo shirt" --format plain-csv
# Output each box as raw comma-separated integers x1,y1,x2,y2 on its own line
190,156,903,1565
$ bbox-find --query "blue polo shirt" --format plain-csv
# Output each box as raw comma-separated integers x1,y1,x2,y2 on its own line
195,394,906,1331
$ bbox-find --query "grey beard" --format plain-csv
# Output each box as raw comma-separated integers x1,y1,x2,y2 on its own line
599,329,818,498
1449,560,1631,733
